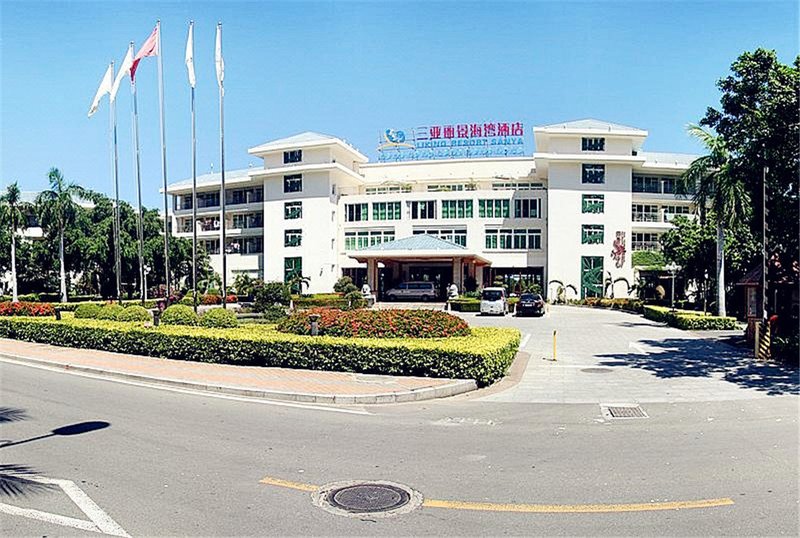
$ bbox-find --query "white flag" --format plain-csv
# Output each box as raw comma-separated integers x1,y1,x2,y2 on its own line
215,23,224,89
110,45,134,103
185,22,196,88
87,63,113,117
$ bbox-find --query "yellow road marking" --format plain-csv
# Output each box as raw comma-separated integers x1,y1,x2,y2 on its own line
421,497,735,513
259,475,734,513
259,476,318,492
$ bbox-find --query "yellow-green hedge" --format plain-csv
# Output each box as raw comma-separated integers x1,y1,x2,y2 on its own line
0,317,520,386
643,305,737,330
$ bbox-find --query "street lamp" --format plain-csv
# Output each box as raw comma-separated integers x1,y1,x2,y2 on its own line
143,264,152,302
665,262,681,312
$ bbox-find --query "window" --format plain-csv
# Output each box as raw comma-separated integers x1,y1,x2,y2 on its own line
478,199,510,218
581,224,604,244
512,229,542,249
365,185,412,195
632,204,659,222
344,229,394,250
514,199,541,218
632,232,661,251
372,201,401,221
284,201,302,220
175,195,192,210
283,149,302,164
283,174,302,193
200,239,219,255
426,184,476,192
226,237,263,254
582,194,604,214
231,212,263,229
582,164,605,184
284,257,302,283
582,137,605,151
486,229,539,250
284,229,302,247
662,177,675,194
632,175,661,193
410,201,436,219
227,187,263,205
196,191,220,208
413,228,466,247
441,200,473,219
492,182,544,191
345,203,369,222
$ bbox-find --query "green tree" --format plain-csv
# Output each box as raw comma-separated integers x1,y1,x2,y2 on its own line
677,125,751,316
699,49,799,310
0,182,31,301
35,168,88,302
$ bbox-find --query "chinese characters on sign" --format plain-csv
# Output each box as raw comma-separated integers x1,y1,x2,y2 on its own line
377,121,525,162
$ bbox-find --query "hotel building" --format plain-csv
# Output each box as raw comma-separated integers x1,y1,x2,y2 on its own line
166,119,697,300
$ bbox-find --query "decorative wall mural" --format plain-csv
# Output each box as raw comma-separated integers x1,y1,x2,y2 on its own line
611,231,626,268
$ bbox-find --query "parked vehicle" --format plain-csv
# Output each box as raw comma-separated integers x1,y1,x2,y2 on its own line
516,293,545,317
480,287,508,315
385,281,437,301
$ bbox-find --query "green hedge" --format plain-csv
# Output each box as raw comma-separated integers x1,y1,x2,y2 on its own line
0,317,520,386
448,299,481,312
291,294,350,309
572,298,644,313
643,305,737,330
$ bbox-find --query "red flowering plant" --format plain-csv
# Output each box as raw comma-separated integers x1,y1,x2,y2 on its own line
226,294,238,303
0,301,55,317
201,294,222,305
277,308,470,338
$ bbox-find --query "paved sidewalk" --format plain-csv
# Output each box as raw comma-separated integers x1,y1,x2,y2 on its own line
0,339,476,404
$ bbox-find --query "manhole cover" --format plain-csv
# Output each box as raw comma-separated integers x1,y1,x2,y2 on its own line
312,480,423,518
582,367,613,374
328,484,409,512
601,404,648,419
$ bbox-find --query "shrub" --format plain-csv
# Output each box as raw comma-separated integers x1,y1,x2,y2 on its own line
96,304,125,321
18,293,40,302
160,304,199,326
631,250,665,268
333,276,358,294
278,308,470,338
201,294,222,305
343,291,366,310
68,294,103,303
200,308,239,328
0,317,520,386
261,305,288,323
119,305,151,322
226,294,238,304
643,305,736,330
38,292,63,303
0,301,54,317
448,298,481,312
180,292,196,306
253,281,291,311
292,294,349,309
74,303,102,319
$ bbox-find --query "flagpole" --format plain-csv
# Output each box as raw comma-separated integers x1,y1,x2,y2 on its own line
217,22,227,309
109,61,122,302
129,42,146,306
189,22,198,313
156,20,171,300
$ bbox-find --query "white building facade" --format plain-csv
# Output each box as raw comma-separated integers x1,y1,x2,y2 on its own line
166,120,696,299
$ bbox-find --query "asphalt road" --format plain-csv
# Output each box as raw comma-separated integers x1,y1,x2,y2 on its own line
1,308,798,536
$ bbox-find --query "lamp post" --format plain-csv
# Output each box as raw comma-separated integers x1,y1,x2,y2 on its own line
143,264,152,302
666,262,681,313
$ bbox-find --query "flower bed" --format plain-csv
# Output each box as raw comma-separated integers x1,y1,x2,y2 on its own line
0,301,55,317
0,317,520,386
278,308,470,338
643,305,737,330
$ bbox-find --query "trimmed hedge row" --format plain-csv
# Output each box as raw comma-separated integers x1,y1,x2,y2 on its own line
571,297,645,313
0,317,520,386
278,308,470,338
643,305,737,330
291,294,350,309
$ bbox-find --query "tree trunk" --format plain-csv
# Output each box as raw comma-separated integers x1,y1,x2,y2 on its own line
59,227,67,303
716,222,726,317
10,226,17,302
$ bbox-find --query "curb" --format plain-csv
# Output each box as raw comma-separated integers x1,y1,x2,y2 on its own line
0,352,477,405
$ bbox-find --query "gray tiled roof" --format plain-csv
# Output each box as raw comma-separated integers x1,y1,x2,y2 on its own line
360,234,466,252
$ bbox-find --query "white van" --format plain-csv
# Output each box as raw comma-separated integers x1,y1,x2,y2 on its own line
480,287,508,315
385,281,437,301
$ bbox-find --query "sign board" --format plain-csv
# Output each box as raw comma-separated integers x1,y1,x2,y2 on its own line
377,122,525,162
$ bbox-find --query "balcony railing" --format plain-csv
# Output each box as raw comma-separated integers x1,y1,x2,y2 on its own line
632,241,661,251
632,211,659,222
632,210,694,223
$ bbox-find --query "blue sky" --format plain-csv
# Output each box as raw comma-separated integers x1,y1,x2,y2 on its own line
1,0,797,208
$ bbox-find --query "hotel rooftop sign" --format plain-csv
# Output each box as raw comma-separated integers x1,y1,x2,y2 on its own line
377,121,525,162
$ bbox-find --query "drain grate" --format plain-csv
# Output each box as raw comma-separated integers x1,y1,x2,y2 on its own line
601,404,648,419
327,484,410,513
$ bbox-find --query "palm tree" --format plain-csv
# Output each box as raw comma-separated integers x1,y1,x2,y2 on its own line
677,124,751,316
35,168,86,303
0,183,30,302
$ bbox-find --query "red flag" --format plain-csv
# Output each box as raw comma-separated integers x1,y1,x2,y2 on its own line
130,25,159,81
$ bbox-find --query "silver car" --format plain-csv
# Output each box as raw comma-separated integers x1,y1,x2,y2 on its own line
385,281,437,301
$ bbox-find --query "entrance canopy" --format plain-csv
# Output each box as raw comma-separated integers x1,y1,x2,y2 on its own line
348,235,491,294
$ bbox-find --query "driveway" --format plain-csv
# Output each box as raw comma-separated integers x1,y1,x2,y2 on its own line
459,305,798,403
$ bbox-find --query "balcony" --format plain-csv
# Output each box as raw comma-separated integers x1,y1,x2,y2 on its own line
632,241,661,251
632,210,695,224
